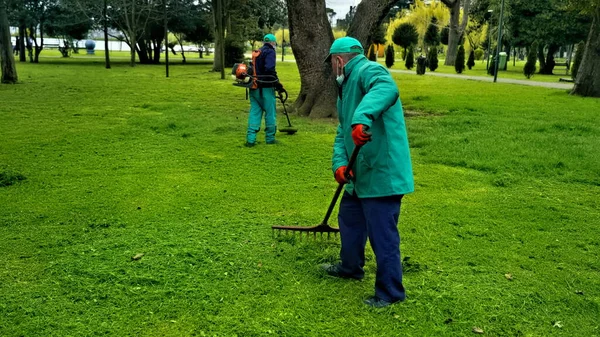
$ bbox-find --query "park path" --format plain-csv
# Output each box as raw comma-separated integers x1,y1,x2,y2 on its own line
387,68,574,90
279,58,574,90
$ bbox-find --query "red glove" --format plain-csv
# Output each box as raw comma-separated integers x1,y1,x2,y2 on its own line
334,166,354,184
351,124,372,146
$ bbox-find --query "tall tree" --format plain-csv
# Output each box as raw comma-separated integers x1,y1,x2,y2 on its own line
571,2,600,97
441,0,471,66
1,0,18,83
287,0,397,117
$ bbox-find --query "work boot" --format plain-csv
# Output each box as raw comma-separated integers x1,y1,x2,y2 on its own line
363,296,402,308
320,263,363,280
244,142,256,148
266,140,278,145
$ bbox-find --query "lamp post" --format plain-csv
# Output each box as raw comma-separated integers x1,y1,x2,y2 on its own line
485,9,493,71
493,0,505,83
164,1,169,78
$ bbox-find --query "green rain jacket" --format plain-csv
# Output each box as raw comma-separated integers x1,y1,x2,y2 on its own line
332,54,414,198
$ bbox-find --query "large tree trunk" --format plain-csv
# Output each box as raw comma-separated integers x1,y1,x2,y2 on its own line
571,6,600,98
442,0,469,66
286,0,396,117
287,0,336,117
0,1,18,83
346,0,397,46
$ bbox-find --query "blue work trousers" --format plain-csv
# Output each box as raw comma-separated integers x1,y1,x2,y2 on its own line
338,192,406,302
247,88,276,144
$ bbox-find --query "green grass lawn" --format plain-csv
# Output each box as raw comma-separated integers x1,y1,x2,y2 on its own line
1,58,599,336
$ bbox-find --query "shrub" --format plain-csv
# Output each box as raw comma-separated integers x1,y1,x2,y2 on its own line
474,48,484,60
427,46,438,71
385,45,395,68
455,45,465,74
467,50,475,70
523,42,538,79
368,45,378,61
440,26,449,45
393,23,418,59
424,17,440,47
571,41,585,80
224,37,246,68
405,46,415,70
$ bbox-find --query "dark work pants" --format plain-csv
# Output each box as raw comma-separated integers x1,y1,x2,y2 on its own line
338,192,405,302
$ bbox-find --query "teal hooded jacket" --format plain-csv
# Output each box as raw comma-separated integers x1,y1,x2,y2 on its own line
332,54,414,198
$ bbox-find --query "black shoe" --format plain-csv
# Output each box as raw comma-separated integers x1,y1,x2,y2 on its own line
266,140,278,145
320,263,363,280
244,142,256,147
363,296,401,308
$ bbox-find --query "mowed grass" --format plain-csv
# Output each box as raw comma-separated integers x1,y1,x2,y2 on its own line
1,58,599,336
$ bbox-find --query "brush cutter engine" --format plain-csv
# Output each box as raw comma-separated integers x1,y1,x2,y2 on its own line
231,63,252,85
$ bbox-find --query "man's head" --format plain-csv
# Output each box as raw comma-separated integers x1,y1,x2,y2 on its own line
325,37,364,77
264,34,277,47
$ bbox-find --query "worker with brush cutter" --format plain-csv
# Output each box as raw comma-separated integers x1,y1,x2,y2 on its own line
245,33,285,147
322,37,414,308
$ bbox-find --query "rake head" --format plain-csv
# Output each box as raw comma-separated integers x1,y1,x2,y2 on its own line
272,223,339,240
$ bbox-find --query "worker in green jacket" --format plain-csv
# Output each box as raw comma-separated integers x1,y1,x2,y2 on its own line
321,37,415,308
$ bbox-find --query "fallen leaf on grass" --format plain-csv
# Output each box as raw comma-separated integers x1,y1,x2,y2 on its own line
131,253,144,261
575,290,584,295
472,326,484,334
505,273,513,281
553,321,563,328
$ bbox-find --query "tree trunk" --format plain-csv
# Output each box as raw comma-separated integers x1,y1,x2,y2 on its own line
571,6,600,98
34,19,44,63
287,0,395,117
19,25,26,62
104,0,111,69
153,39,161,64
130,30,136,67
0,1,18,83
346,0,397,46
211,0,226,77
287,0,337,117
539,44,559,75
537,44,546,72
442,0,469,66
443,0,460,66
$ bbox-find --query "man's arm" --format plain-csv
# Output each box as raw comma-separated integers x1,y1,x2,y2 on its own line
332,124,348,174
351,65,399,128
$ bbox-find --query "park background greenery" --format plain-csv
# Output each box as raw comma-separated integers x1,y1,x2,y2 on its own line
1,53,599,336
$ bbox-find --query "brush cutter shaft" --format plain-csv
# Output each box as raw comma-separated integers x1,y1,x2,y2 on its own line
277,90,293,127
321,145,362,225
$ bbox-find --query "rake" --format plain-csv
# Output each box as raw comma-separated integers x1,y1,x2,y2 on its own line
272,145,361,239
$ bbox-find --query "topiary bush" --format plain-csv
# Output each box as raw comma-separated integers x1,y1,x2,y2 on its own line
405,46,415,70
455,45,465,74
385,45,395,68
467,50,475,70
427,46,438,71
523,42,538,79
224,37,246,68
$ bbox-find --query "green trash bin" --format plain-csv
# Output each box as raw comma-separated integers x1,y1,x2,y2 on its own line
498,52,507,70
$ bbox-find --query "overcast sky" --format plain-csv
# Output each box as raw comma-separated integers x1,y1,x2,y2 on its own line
326,0,361,22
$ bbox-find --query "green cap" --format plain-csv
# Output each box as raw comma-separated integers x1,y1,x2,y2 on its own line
325,37,364,62
264,34,277,43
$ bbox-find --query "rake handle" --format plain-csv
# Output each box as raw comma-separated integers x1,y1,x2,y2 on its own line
321,145,362,226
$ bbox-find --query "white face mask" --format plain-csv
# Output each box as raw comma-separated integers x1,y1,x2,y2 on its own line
335,58,345,86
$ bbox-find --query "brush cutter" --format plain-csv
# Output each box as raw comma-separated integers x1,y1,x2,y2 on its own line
276,88,297,135
272,145,362,239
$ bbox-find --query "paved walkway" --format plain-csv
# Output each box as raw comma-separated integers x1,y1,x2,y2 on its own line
279,58,573,90
387,68,574,90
